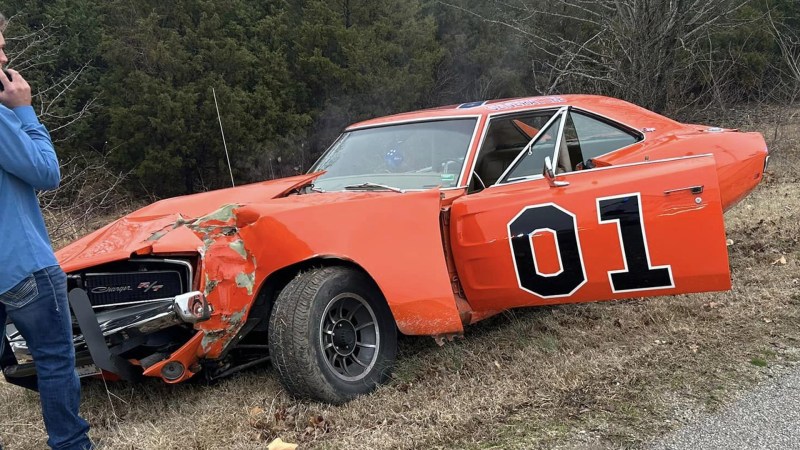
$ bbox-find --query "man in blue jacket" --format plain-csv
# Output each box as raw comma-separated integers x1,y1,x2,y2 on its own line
0,13,92,450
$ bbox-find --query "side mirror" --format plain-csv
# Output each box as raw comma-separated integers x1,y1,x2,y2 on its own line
543,156,569,187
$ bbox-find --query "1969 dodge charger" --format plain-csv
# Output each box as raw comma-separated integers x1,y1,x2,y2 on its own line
3,95,769,403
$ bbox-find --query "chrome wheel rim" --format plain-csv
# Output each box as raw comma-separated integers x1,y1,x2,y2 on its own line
319,293,380,382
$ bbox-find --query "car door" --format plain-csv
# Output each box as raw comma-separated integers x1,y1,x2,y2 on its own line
449,109,731,312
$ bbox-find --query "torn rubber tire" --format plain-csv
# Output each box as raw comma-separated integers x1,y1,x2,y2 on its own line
268,266,397,404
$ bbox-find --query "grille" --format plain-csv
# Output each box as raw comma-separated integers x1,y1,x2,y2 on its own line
84,270,184,307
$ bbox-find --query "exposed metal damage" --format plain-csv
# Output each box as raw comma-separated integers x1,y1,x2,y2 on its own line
146,203,261,360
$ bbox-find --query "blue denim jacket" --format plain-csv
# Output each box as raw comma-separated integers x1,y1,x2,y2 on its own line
0,105,60,295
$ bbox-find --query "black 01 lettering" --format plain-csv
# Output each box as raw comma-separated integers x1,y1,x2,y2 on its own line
597,194,674,292
508,204,587,297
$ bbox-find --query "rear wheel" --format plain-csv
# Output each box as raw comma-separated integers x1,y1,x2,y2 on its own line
268,266,397,403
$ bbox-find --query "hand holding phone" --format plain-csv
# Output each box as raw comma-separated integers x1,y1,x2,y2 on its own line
0,69,11,92
0,68,32,108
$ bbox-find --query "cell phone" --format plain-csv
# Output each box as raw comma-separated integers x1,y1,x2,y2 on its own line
0,69,12,92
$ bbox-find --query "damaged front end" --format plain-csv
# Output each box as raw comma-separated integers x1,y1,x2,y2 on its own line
2,203,270,389
3,176,326,388
3,258,212,387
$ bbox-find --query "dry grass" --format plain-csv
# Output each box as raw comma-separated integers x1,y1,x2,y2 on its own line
1,107,799,449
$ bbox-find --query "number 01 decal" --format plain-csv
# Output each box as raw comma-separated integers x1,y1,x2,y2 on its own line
597,194,674,292
508,193,673,298
508,204,587,298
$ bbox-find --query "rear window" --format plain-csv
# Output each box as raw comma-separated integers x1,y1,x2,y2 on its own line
568,112,640,160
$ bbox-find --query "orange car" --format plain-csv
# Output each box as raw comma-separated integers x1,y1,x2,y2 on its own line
3,95,768,403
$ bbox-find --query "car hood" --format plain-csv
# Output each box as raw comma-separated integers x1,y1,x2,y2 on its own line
57,173,322,272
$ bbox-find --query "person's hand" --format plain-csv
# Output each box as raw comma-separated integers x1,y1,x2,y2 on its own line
0,69,32,108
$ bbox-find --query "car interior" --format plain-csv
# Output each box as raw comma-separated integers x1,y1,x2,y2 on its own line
469,109,641,192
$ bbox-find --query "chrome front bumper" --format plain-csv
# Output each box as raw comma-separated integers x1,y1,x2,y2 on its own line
3,289,211,385
94,290,211,337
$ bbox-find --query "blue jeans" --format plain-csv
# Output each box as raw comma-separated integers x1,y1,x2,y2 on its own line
0,266,92,450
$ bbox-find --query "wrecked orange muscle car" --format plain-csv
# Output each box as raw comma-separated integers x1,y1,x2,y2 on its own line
3,95,768,403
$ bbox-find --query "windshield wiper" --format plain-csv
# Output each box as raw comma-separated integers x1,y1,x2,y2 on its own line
343,182,405,193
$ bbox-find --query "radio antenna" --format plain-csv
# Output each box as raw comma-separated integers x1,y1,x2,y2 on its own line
212,87,235,187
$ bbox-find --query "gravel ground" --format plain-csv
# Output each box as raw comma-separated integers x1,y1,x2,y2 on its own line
651,365,800,450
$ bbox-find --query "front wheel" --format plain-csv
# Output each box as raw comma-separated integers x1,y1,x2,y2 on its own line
268,267,397,403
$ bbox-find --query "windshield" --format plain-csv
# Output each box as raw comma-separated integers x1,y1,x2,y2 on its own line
310,118,478,191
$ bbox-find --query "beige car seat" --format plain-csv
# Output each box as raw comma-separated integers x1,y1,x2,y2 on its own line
557,135,572,173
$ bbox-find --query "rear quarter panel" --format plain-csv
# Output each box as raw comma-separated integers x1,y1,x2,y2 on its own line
601,130,767,210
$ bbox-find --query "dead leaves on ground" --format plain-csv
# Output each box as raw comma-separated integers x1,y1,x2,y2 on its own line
772,255,787,266
248,404,334,444
267,438,298,450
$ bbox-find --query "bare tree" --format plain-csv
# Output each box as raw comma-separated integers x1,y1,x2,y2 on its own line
768,7,800,104
38,153,130,245
439,0,750,112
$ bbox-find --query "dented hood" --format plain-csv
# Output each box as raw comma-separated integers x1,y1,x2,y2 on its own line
57,173,321,272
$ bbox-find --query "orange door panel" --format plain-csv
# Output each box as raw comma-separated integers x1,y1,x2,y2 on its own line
449,155,730,312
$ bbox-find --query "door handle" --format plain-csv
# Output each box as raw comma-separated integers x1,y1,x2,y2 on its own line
664,185,704,195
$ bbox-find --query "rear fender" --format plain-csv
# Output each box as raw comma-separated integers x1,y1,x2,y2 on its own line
602,130,768,210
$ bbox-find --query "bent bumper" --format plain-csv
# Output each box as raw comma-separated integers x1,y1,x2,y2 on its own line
2,289,210,386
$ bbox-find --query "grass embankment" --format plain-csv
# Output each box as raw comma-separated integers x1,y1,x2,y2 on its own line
1,109,798,449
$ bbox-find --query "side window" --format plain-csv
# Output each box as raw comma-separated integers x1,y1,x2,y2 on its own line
471,110,557,189
473,108,642,190
504,113,564,181
570,112,641,163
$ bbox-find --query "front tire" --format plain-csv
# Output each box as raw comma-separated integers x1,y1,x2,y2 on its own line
268,267,397,403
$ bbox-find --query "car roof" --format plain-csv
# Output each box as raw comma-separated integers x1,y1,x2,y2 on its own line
346,94,682,132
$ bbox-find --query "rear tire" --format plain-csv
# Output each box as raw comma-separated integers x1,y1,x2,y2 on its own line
268,266,397,403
